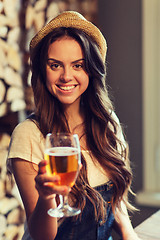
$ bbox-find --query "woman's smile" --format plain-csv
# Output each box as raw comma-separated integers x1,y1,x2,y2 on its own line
56,84,78,92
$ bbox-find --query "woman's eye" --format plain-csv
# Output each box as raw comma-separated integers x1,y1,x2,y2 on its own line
50,63,60,70
47,62,61,70
74,64,83,69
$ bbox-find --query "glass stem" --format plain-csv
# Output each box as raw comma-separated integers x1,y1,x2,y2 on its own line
59,194,69,208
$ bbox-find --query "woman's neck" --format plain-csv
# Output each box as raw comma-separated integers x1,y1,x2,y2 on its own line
63,101,84,133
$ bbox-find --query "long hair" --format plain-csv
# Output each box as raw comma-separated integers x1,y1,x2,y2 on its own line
30,27,134,221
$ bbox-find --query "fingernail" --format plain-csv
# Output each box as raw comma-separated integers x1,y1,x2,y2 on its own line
44,182,54,187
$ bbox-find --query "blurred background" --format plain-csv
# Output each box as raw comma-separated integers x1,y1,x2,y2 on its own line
0,0,160,239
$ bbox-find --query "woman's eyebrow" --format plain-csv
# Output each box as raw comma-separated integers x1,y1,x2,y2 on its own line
71,58,85,64
47,58,62,64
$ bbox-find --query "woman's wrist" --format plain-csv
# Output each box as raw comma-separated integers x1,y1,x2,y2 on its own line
38,195,57,209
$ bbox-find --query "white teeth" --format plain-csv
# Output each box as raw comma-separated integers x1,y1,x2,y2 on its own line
59,85,75,90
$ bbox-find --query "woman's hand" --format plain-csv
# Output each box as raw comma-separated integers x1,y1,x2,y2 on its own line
122,233,142,240
114,201,142,240
35,160,71,200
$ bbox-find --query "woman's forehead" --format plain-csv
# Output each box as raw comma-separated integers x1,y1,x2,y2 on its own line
48,37,84,59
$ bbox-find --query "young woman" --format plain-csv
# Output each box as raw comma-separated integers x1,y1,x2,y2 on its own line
7,11,141,240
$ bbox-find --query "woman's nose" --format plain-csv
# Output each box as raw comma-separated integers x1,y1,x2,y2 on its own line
60,66,73,82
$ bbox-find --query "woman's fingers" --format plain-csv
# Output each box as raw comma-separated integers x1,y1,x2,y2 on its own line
38,160,47,174
35,173,70,198
35,182,70,199
35,160,72,199
35,174,60,185
41,183,70,195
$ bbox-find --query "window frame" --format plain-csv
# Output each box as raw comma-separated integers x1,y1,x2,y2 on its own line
136,0,160,207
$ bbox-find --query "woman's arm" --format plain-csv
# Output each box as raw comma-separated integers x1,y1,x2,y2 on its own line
12,158,69,240
113,201,141,240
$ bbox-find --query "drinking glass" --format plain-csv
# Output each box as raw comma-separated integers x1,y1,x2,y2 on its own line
44,133,81,217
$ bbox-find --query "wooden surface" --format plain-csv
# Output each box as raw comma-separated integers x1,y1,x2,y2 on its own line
135,210,160,239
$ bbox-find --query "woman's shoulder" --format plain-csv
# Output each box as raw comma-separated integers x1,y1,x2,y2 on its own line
15,118,38,129
12,118,40,137
8,118,45,167
10,118,45,149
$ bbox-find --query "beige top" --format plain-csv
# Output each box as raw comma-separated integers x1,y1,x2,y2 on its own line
7,112,125,187
7,119,45,171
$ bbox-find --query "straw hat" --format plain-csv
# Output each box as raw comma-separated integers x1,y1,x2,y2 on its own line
30,11,107,62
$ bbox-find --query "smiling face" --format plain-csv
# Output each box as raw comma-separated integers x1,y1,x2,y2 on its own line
46,36,89,108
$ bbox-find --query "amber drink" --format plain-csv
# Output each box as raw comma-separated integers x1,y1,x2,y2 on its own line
45,147,79,187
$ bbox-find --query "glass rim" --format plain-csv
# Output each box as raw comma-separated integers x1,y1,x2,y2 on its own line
46,132,79,138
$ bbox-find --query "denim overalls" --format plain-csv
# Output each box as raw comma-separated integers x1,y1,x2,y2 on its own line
55,182,114,240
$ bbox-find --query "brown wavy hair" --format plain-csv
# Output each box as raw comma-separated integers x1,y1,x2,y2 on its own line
30,27,134,222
